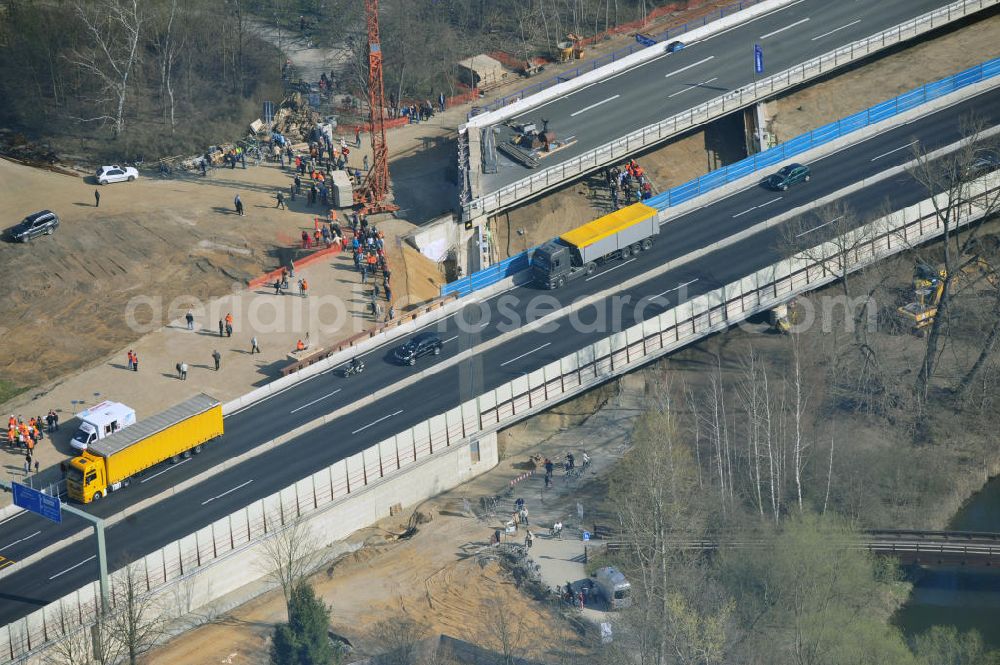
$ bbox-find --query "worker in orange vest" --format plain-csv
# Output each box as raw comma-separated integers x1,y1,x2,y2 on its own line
296,339,305,351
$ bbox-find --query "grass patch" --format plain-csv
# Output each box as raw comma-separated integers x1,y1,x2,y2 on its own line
0,378,28,406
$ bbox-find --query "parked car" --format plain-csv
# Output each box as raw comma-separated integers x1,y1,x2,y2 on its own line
96,165,139,185
666,40,685,53
6,210,59,242
393,332,443,366
763,163,811,191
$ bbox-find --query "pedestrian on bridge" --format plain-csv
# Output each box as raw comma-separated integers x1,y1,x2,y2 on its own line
250,336,261,354
212,349,222,371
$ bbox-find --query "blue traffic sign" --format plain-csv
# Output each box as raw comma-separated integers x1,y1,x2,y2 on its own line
754,44,764,75
12,482,61,523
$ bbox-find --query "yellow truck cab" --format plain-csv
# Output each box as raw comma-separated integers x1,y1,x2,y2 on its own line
65,393,223,503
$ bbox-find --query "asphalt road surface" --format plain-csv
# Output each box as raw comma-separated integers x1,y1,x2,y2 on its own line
1,86,997,627
479,0,962,194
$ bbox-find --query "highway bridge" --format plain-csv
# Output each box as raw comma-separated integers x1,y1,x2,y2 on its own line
461,0,997,220
1,84,997,633
4,48,1000,663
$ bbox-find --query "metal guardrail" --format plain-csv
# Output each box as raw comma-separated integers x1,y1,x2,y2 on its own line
463,0,1000,220
445,53,1000,297
476,0,769,116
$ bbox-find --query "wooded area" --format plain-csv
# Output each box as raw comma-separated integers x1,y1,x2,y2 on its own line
0,0,284,160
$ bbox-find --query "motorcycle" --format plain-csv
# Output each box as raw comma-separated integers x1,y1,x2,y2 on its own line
344,361,365,377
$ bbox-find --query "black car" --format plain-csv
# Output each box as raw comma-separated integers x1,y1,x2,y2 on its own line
763,163,811,191
394,332,443,366
966,149,1000,179
7,210,59,242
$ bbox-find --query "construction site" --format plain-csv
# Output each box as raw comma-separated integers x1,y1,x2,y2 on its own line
2,0,1000,663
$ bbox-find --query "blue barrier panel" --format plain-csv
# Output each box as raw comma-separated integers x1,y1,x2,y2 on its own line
726,160,757,182
868,100,897,123
953,69,979,88
782,135,813,156
698,170,729,192
984,59,1000,77
754,149,786,169
810,123,841,144
924,78,955,101
669,187,700,206
895,88,926,113
838,112,868,134
669,180,700,201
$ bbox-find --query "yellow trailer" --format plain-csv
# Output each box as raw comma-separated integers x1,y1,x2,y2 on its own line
66,393,223,503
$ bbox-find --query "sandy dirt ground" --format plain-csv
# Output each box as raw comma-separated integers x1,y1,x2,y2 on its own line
767,14,1000,140
143,387,613,665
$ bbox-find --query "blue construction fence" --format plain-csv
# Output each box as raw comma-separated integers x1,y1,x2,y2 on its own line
440,250,532,298
476,0,767,116
443,56,1000,299
645,57,1000,210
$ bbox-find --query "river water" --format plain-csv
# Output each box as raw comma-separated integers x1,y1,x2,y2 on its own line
894,475,1000,646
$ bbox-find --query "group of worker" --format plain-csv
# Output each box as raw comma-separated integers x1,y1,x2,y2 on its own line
6,412,55,451
606,159,653,208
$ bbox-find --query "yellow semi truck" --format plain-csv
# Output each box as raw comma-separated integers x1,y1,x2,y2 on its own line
65,393,223,503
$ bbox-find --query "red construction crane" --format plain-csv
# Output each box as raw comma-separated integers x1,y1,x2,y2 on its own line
356,0,397,215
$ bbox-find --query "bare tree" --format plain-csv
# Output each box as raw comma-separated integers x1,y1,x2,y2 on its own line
69,0,145,136
907,120,1000,407
370,616,429,665
480,598,528,665
43,604,94,665
154,0,184,130
256,512,327,621
106,561,164,665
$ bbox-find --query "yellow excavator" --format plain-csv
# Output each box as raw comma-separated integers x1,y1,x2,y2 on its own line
897,256,998,332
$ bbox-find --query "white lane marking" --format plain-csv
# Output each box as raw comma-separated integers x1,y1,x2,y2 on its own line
760,17,810,40
870,140,919,162
290,388,342,415
663,56,714,79
653,279,699,300
570,94,620,117
201,480,254,506
796,216,842,238
733,196,782,218
442,335,459,344
0,511,27,528
668,77,718,98
811,19,861,41
0,530,41,553
511,0,809,120
141,457,191,483
587,257,637,281
50,555,96,580
501,342,552,367
352,410,404,435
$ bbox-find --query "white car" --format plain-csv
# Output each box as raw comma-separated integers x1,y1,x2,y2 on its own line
96,165,139,185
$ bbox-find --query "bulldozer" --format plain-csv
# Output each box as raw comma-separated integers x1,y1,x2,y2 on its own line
897,256,998,332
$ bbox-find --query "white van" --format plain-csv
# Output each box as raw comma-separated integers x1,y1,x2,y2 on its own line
594,566,632,610
71,401,136,451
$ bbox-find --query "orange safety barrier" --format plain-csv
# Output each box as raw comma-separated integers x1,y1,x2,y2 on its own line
247,242,344,290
